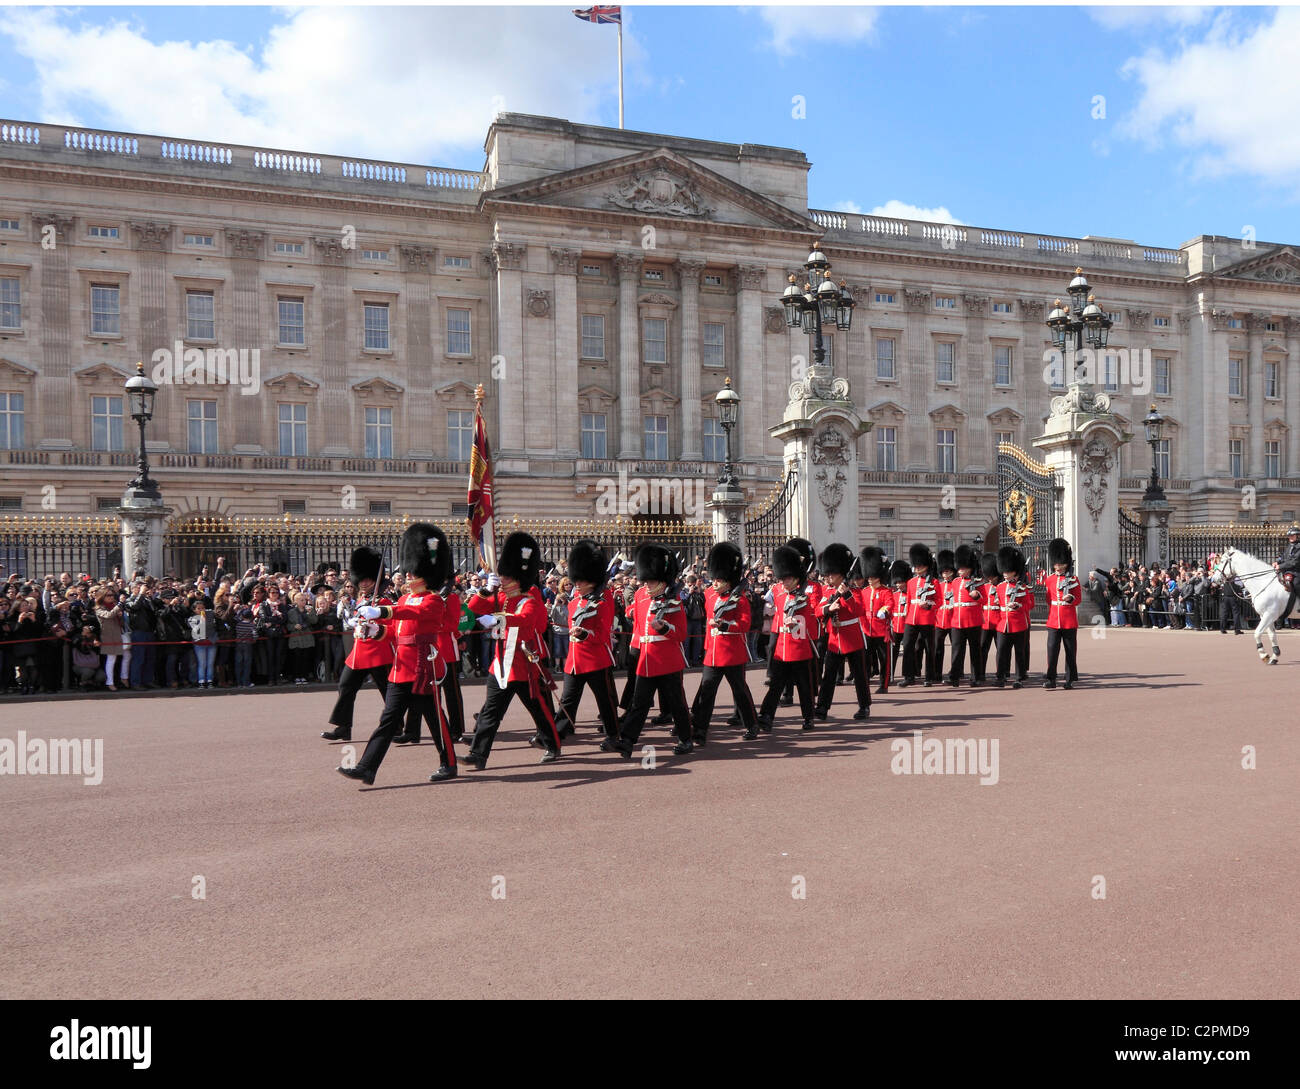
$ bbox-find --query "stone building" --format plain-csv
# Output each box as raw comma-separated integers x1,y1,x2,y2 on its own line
0,112,1297,554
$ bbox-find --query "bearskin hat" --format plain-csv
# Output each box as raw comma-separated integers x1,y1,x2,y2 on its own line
997,545,1026,577
908,542,934,571
819,542,855,577
566,538,608,588
399,523,451,588
936,549,956,575
954,544,978,573
772,545,807,583
889,559,912,585
981,552,1000,581
707,541,745,586
500,531,542,591
785,537,816,578
348,546,382,587
1048,537,1074,569
635,543,677,585
859,546,886,581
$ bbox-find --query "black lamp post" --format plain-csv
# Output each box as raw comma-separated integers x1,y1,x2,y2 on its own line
781,241,855,383
124,361,160,500
715,376,740,488
1142,403,1166,503
1045,267,1113,384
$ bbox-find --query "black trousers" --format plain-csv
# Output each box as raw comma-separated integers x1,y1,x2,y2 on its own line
901,624,937,682
328,663,390,734
559,666,621,739
816,646,871,714
866,635,890,691
783,635,826,702
995,630,1030,683
977,627,996,676
948,626,983,684
618,671,691,748
692,663,757,739
1218,593,1242,633
934,627,952,679
759,656,816,723
358,680,455,777
620,647,665,716
1045,628,1078,684
405,661,464,740
469,674,561,760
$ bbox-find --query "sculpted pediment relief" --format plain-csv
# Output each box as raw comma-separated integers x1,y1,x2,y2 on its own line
1217,245,1300,284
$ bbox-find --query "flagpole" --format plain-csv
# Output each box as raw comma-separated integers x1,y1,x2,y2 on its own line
617,18,624,129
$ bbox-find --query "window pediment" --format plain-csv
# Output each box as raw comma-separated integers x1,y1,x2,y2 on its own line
352,376,404,399
866,399,906,422
74,362,131,384
434,380,478,404
263,371,320,394
0,357,36,385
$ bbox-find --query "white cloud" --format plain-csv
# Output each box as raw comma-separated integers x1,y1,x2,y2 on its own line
833,200,863,214
760,7,880,55
2,7,626,163
868,200,963,224
1087,6,1213,32
1119,7,1300,187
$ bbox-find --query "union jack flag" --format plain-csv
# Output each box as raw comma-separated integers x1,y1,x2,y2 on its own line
572,6,621,24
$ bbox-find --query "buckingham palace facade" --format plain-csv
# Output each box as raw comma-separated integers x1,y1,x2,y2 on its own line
1,112,1298,551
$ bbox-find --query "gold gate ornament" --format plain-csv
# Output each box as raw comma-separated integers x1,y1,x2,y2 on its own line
1003,488,1036,545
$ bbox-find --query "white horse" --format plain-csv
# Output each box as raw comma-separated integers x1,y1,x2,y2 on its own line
1209,547,1291,665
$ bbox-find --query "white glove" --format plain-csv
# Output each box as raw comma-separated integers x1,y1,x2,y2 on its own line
876,607,890,619
358,605,382,620
358,621,382,640
485,574,500,593
477,614,499,629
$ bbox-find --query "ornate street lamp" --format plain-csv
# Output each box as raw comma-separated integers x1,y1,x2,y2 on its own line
780,240,856,388
714,376,740,488
1143,403,1166,502
1046,268,1114,385
124,360,160,500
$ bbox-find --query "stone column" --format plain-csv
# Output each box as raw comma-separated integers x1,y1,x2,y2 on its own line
400,245,435,458
708,482,746,555
676,258,706,460
902,287,931,468
314,236,351,456
1206,309,1233,478
130,223,172,448
737,264,767,465
550,248,580,458
1246,312,1267,477
492,241,527,459
962,293,989,470
1137,498,1171,570
1287,317,1300,478
119,502,172,578
614,252,642,459
32,214,75,448
226,229,265,452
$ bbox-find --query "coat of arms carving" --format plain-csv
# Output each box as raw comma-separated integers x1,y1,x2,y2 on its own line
608,168,710,217
1004,488,1035,545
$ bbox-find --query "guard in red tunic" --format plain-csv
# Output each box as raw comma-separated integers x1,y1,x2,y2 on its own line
977,551,1000,679
933,549,956,683
613,544,693,757
992,545,1035,688
900,543,939,687
945,544,987,687
774,536,820,706
814,542,871,721
690,541,758,744
758,543,820,732
337,523,457,785
857,547,893,694
1043,537,1080,689
396,567,465,746
889,559,910,682
322,546,392,741
555,539,620,744
465,531,562,769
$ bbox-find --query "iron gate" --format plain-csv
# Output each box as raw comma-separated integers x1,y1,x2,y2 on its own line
743,466,799,567
996,442,1062,621
1118,506,1144,566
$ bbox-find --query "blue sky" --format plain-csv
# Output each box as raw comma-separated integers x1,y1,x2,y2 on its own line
2,6,1297,247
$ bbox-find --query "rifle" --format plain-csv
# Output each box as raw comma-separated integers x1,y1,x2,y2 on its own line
710,584,745,631
648,592,684,634
569,593,601,641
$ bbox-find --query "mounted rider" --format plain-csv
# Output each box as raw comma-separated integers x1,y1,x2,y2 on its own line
1278,524,1300,620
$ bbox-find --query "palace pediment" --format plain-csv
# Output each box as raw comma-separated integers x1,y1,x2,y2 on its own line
1215,245,1300,285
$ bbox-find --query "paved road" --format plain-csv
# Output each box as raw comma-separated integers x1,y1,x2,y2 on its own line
2,626,1296,999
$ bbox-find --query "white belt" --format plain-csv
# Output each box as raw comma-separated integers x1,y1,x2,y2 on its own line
832,619,860,628
641,634,670,643
1051,601,1075,607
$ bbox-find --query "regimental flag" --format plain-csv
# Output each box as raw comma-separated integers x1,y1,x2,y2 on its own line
572,6,621,24
466,395,496,570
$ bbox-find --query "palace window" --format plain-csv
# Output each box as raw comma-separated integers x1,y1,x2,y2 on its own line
361,249,389,263
876,427,897,471
91,395,124,452
934,296,956,310
992,301,1012,314
88,225,119,239
277,403,307,456
186,399,217,454
581,315,605,360
0,392,23,449
1154,439,1170,479
1153,315,1170,328
364,303,390,351
580,413,607,459
876,337,895,379
879,508,896,521
1265,360,1280,399
644,415,668,461
994,345,1013,386
702,322,726,368
1265,441,1281,478
702,417,726,462
1154,356,1171,396
1229,438,1244,479
186,291,215,340
274,241,304,256
1228,357,1243,397
369,501,392,515
364,406,393,459
994,430,1014,454
278,298,305,346
1267,320,1281,332
447,409,473,461
936,428,956,473
183,233,214,247
446,308,471,355
444,255,471,270
643,318,667,365
936,341,955,384
91,284,121,336
874,292,895,304
0,218,19,232
0,277,21,329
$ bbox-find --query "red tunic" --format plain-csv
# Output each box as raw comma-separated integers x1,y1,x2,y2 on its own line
992,581,1035,634
383,592,445,687
817,582,866,653
935,577,953,631
436,590,461,666
891,586,909,635
634,590,688,677
627,585,647,651
565,586,616,674
904,575,939,626
468,586,549,684
771,584,818,662
1045,573,1080,630
947,577,986,629
857,585,894,639
344,594,394,670
703,587,751,668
